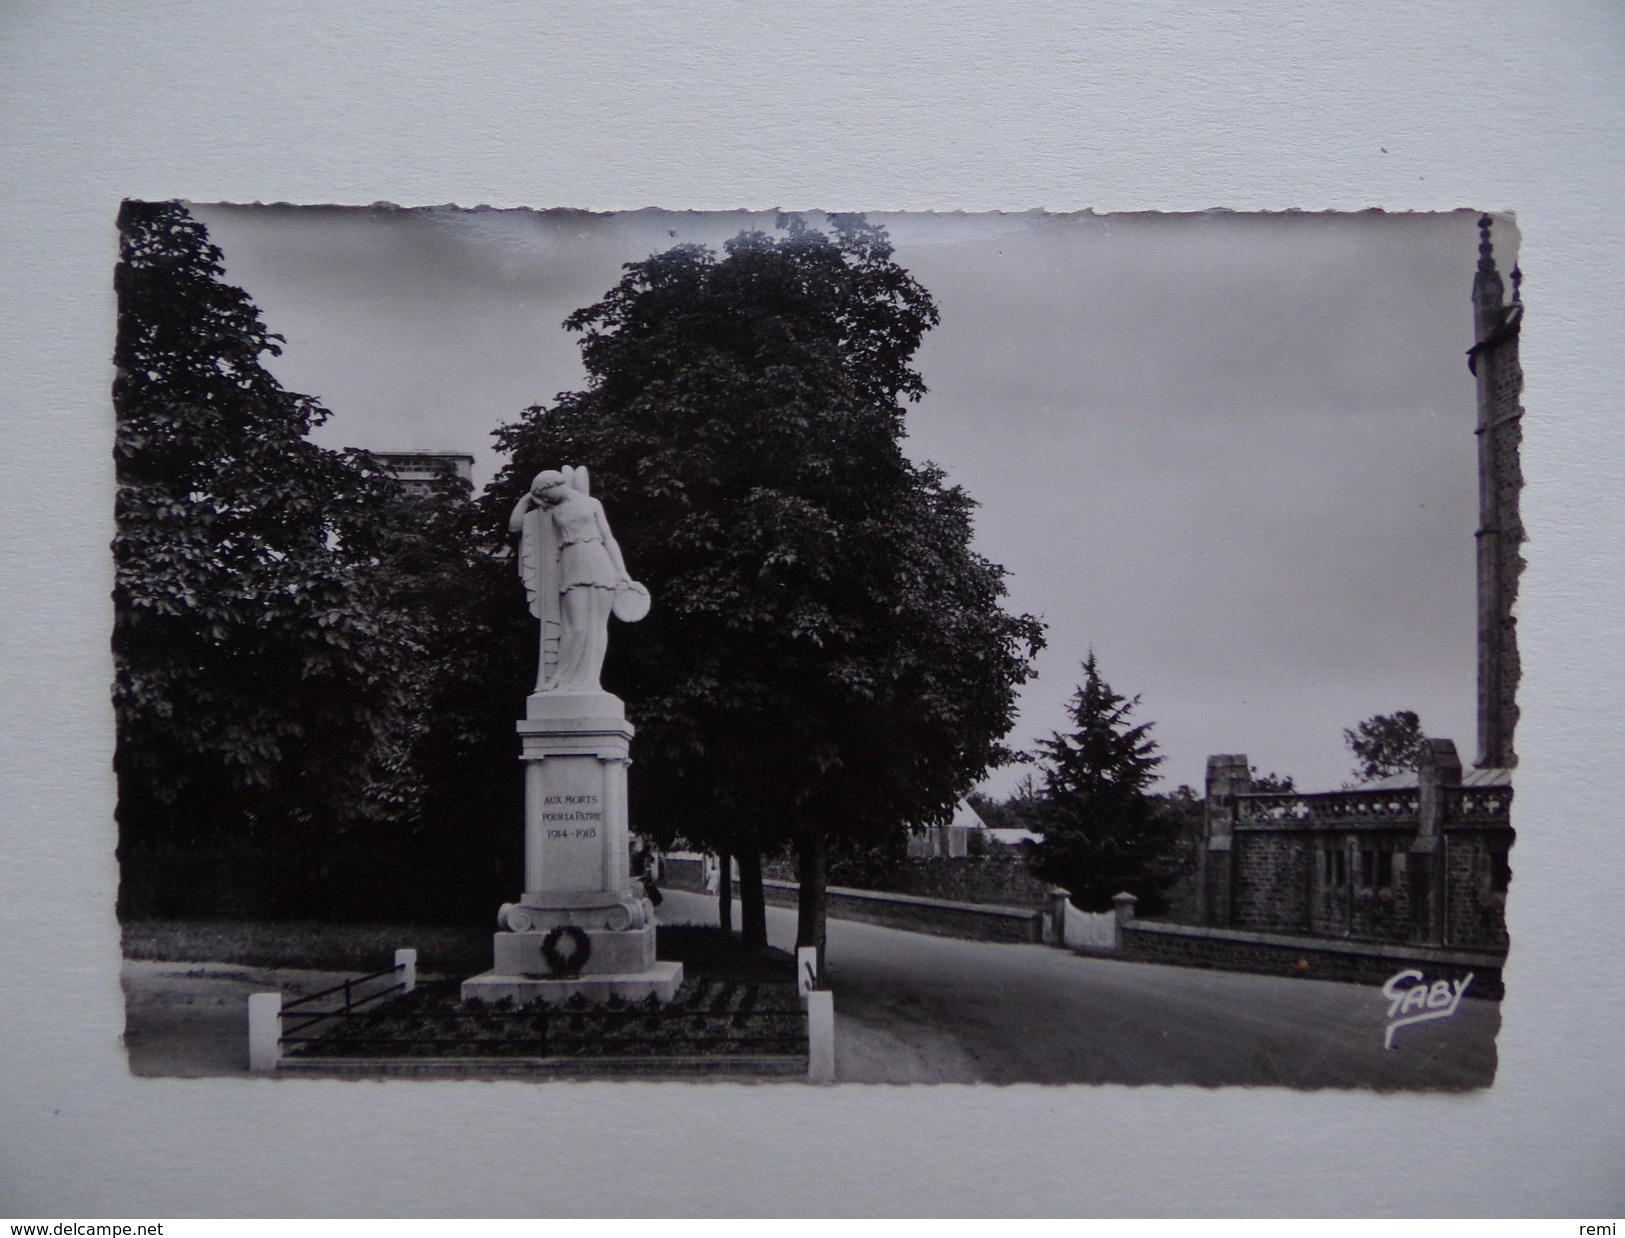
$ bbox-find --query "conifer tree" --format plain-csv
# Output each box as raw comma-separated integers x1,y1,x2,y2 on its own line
1030,652,1178,913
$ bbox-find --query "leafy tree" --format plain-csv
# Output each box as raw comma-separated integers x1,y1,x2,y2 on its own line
967,775,1045,832
1249,767,1296,793
1343,710,1425,782
355,470,533,915
487,214,1044,962
112,200,430,913
1028,652,1179,914
1146,781,1206,921
1148,783,1203,829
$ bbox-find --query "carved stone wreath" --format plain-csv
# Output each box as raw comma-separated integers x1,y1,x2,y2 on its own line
540,925,592,976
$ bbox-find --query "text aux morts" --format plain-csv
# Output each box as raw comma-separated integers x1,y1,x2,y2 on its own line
544,794,600,839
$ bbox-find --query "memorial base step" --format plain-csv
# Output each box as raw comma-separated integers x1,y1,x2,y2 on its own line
460,961,684,1008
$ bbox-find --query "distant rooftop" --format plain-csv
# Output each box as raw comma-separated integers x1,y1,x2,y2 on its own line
1360,767,1513,791
985,827,1041,847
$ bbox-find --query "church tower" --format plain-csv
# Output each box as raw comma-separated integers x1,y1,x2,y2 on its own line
1468,215,1524,770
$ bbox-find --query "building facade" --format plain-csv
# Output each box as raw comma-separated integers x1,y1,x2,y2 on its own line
1198,744,1511,951
1194,216,1521,956
369,450,475,496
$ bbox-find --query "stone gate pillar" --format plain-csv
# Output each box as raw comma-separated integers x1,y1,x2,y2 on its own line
1200,754,1251,928
1410,737,1462,947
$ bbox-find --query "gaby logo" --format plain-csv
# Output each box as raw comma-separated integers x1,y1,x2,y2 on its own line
1382,969,1473,1049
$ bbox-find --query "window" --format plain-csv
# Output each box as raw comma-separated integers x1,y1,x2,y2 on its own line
1356,846,1395,892
1323,846,1347,889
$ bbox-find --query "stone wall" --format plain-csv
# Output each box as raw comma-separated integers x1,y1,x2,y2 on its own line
1202,747,1513,955
660,858,1044,944
1117,919,1504,999
760,880,1043,943
663,854,708,893
873,856,1052,908
761,853,1050,909
1231,831,1311,932
1301,828,1421,941
1212,823,1510,953
1445,830,1512,950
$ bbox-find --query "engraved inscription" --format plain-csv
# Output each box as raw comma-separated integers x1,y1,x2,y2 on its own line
542,793,603,824
533,758,608,892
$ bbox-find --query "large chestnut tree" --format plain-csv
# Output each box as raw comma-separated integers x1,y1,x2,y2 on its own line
488,215,1043,962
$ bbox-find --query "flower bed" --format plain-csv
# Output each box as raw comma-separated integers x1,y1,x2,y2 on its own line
282,977,806,1060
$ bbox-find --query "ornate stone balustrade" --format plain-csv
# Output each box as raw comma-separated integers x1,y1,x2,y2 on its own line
1445,785,1514,824
1234,784,1512,829
1237,788,1421,827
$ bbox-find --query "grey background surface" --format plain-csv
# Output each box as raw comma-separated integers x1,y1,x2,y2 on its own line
2,0,1621,1217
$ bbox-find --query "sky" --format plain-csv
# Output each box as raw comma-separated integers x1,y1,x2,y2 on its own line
189,203,1505,797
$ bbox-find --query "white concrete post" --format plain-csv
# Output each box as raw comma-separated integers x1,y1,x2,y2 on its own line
395,948,417,993
248,992,282,1072
1112,892,1138,950
807,989,835,1084
1049,888,1072,948
796,946,818,1005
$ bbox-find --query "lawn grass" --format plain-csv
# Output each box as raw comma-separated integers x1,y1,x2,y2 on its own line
121,919,493,975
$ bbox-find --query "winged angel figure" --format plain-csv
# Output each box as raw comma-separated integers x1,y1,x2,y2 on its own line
509,467,650,693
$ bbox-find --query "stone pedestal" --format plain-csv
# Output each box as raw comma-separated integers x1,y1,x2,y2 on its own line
462,690,683,1006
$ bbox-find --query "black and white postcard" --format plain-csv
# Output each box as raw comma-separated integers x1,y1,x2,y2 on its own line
6,2,1620,1220
115,203,1522,1090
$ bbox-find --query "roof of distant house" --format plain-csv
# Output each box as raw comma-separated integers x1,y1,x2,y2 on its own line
1359,766,1513,790
985,827,1042,847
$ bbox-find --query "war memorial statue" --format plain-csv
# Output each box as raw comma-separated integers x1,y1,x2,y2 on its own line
511,466,650,693
462,466,681,1005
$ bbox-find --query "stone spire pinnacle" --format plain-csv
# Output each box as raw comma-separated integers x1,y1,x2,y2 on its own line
1468,212,1523,771
1473,214,1506,326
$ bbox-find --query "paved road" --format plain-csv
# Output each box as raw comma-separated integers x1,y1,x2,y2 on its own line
656,888,1499,1088
122,961,370,1077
